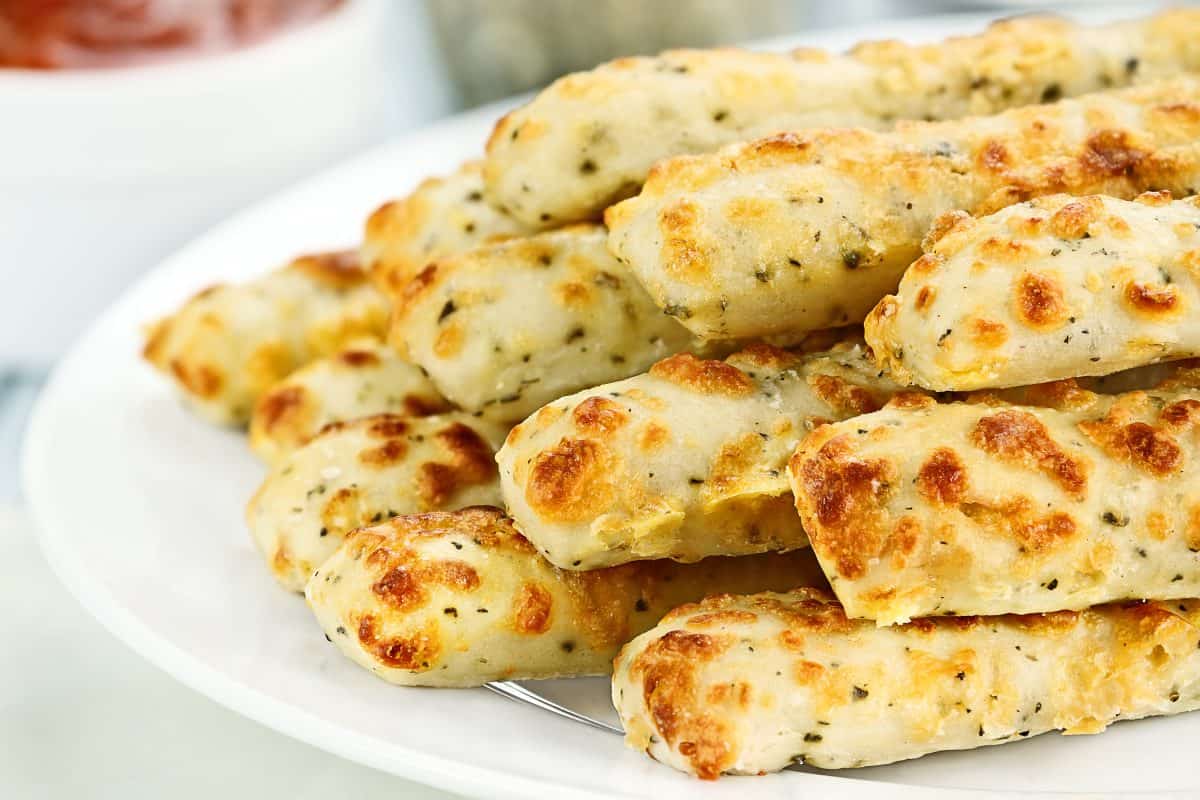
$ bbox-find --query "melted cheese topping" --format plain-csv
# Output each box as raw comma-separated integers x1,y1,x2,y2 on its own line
487,9,1200,227
606,78,1200,342
306,508,827,686
142,251,386,425
498,341,907,569
248,340,448,465
867,192,1200,390
389,225,702,422
789,388,1200,623
246,413,507,591
613,588,1200,777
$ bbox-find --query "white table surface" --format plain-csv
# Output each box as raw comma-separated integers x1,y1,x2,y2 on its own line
0,504,458,799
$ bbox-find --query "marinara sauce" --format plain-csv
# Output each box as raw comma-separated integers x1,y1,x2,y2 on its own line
0,0,343,69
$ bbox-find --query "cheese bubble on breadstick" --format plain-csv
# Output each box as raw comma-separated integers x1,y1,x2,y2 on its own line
247,413,506,592
789,388,1200,624
613,588,1200,777
143,251,387,426
486,9,1200,227
497,342,905,570
866,192,1200,391
306,507,827,687
390,225,700,422
363,161,533,295
606,78,1200,342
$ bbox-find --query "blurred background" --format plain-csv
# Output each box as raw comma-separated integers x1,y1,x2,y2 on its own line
0,1,1158,798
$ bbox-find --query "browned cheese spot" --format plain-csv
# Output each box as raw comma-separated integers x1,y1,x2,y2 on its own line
1188,505,1200,552
808,374,885,417
572,396,628,436
1014,272,1069,330
359,438,409,467
1081,130,1145,179
1013,509,1078,552
367,415,410,439
256,385,308,433
338,349,381,367
371,550,481,612
417,423,499,507
1161,399,1200,430
1124,282,1182,318
637,421,671,452
633,629,733,780
917,448,968,505
401,394,450,417
356,614,440,671
915,286,937,313
169,359,223,398
970,410,1087,498
525,438,614,522
433,320,465,359
922,211,972,252
291,250,365,289
1136,190,1174,207
968,318,1009,349
512,582,554,634
908,253,944,277
979,140,1009,172
659,199,708,281
1048,197,1102,239
979,237,1036,263
733,342,801,370
1079,417,1183,477
649,353,754,397
794,435,897,580
1018,379,1096,411
399,264,440,313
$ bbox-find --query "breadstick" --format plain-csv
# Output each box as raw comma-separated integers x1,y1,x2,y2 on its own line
789,388,1200,624
247,413,506,591
306,507,827,687
390,225,699,422
364,160,532,295
497,342,905,569
248,340,449,465
613,588,1200,777
607,78,1200,341
867,192,1200,391
486,9,1200,226
143,250,387,426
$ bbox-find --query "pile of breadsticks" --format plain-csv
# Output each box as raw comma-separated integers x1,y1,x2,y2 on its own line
144,8,1200,780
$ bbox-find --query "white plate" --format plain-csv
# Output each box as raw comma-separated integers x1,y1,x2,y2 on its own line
23,8,1198,799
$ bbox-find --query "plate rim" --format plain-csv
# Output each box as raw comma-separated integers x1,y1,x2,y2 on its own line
20,6,1167,798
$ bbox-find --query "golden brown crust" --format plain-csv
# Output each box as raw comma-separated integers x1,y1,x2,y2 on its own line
387,225,701,422
305,508,829,686
609,79,1200,342
363,161,532,295
789,388,1200,623
248,341,448,465
144,252,387,426
499,343,909,569
647,353,754,397
613,589,1200,776
246,414,508,592
487,10,1200,227
867,192,1200,391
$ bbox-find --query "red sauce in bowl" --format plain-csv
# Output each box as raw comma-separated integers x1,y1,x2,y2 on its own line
0,0,344,69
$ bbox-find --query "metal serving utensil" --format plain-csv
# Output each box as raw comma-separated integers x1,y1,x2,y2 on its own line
484,681,624,735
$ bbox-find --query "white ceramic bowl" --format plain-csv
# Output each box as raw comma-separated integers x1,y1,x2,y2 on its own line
0,0,452,365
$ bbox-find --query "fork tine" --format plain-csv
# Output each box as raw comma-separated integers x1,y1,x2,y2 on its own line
484,681,624,735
